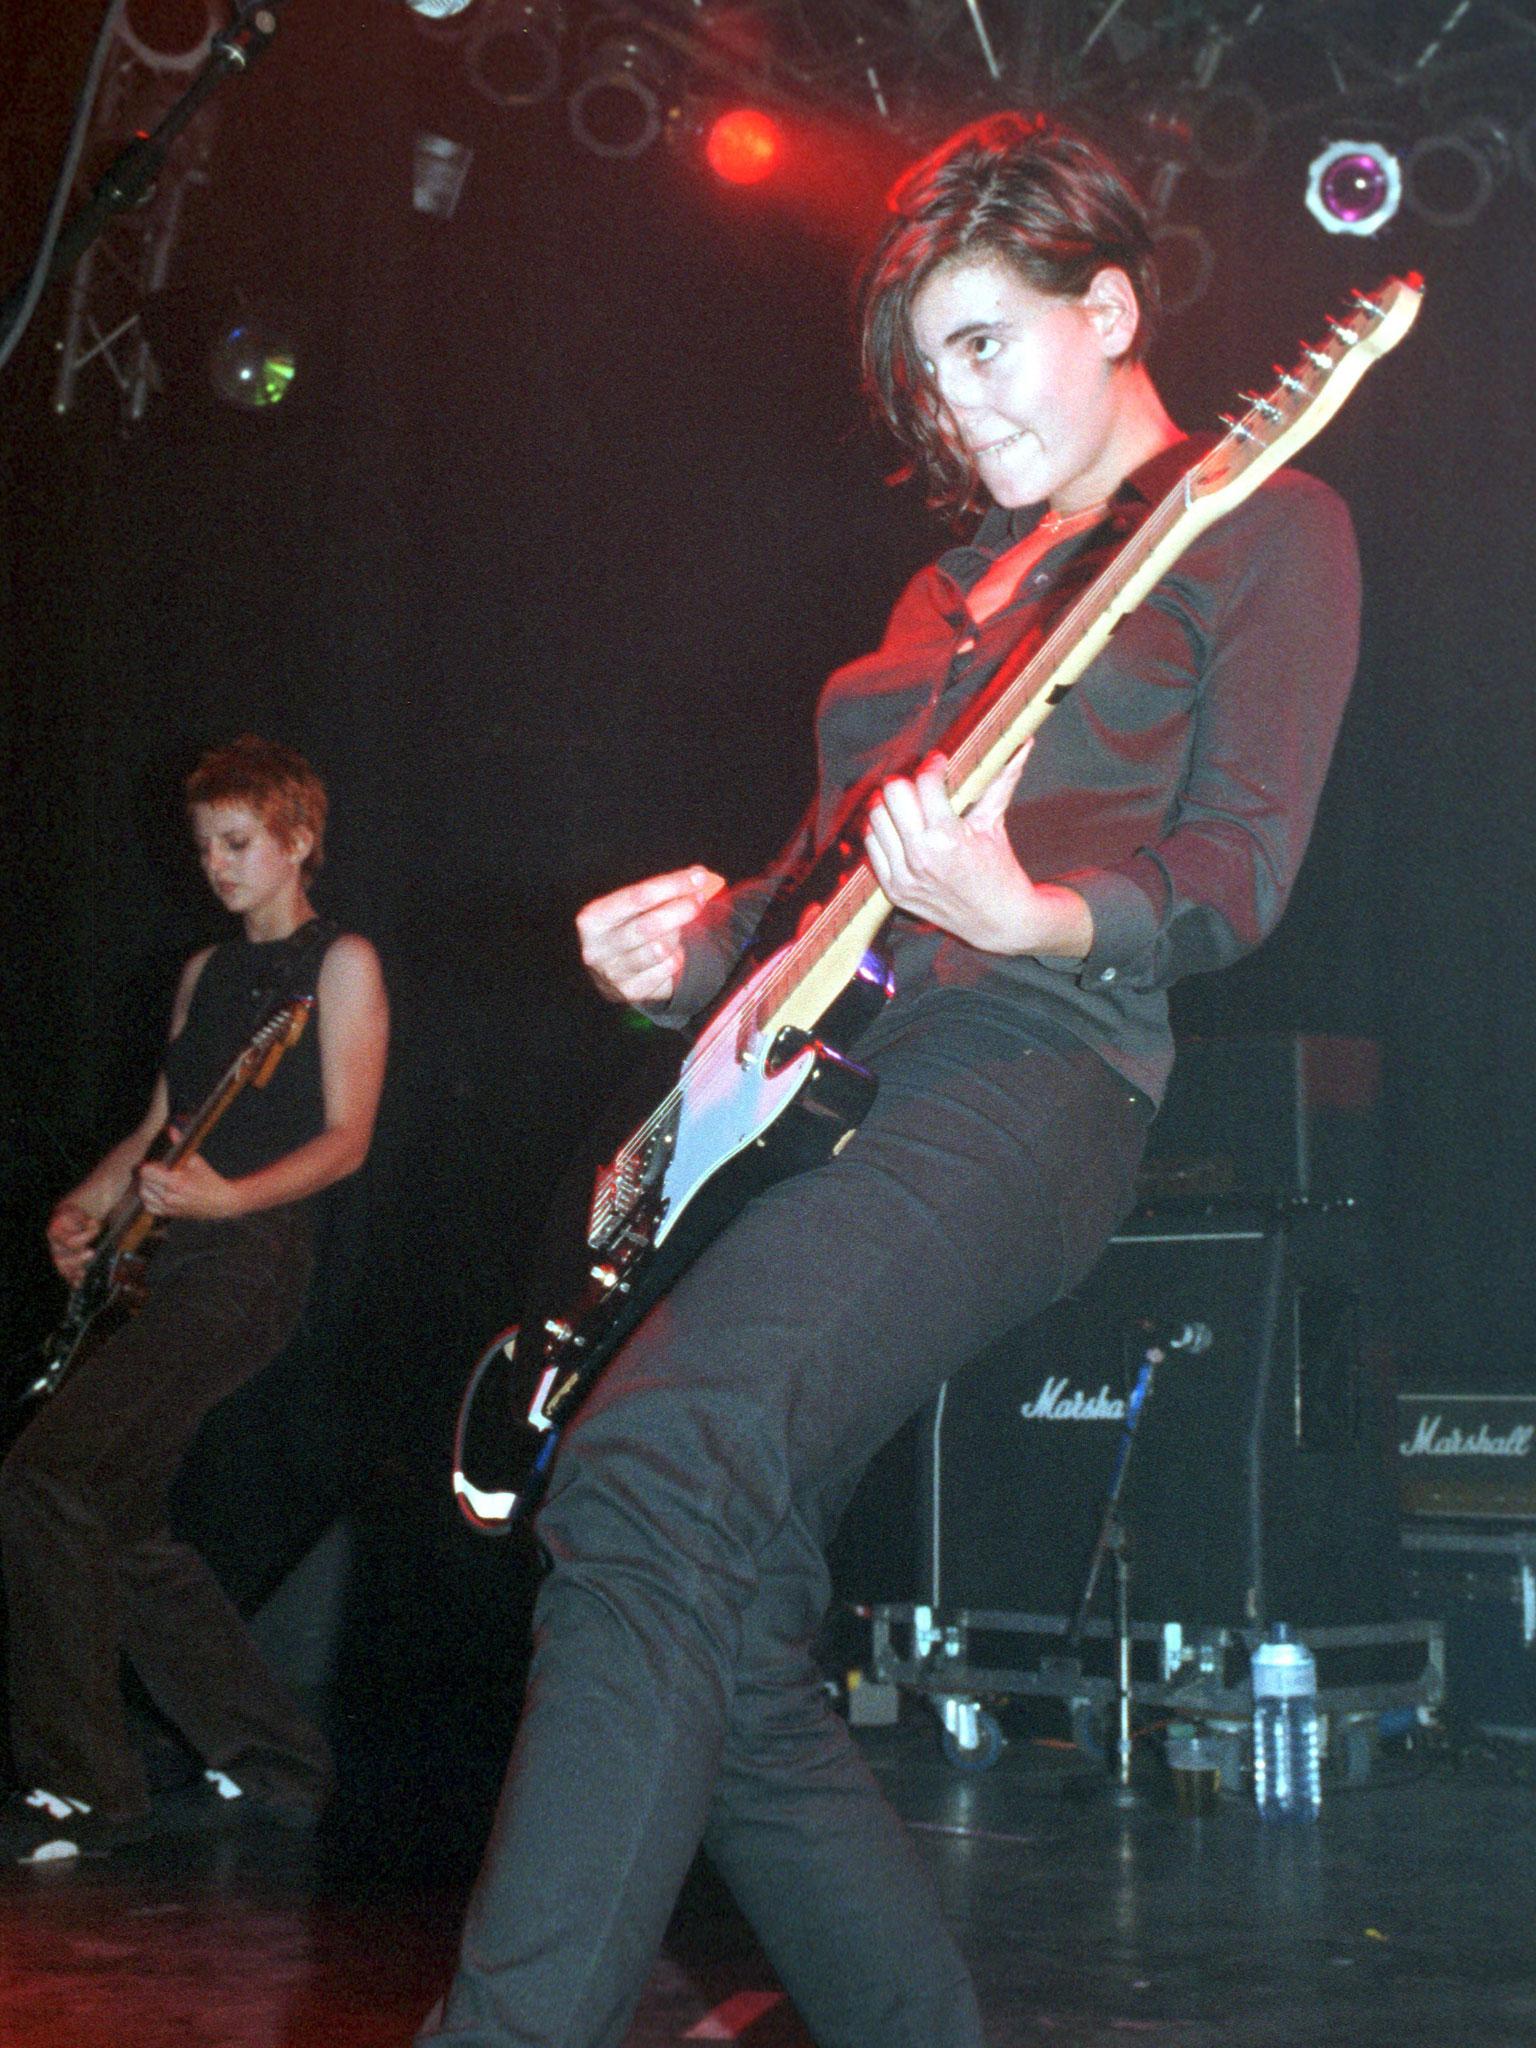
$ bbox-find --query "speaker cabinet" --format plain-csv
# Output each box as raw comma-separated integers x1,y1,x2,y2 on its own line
838,1211,1401,1632
1135,1034,1382,1208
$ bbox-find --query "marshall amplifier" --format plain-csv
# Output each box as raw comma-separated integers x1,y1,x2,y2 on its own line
1401,1526,1536,1740
1135,1033,1382,1208
836,1210,1403,1630
1395,1393,1536,1520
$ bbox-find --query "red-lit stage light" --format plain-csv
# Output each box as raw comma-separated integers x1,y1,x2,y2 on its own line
706,109,782,186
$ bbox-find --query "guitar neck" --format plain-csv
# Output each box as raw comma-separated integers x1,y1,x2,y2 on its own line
104,1084,249,1260
735,277,1421,1059
91,1083,245,1268
943,455,1222,817
83,995,314,1272
738,463,1226,1051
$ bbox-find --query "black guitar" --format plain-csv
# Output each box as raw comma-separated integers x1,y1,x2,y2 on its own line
452,275,1424,1536
9,993,314,1420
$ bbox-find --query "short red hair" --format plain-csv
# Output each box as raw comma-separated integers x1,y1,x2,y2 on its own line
185,736,327,883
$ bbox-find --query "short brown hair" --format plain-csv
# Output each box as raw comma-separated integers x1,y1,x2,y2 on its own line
859,112,1161,517
185,736,328,882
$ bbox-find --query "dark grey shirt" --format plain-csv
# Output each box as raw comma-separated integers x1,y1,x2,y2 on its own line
651,435,1361,1105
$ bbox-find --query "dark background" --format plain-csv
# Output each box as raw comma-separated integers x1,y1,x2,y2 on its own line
3,2,1534,1825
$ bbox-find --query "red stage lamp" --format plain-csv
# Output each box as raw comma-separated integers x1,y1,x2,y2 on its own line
706,108,782,185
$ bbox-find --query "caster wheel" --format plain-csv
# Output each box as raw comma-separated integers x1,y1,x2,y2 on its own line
939,1708,1004,1772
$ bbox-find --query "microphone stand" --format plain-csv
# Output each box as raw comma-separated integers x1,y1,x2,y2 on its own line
1062,1337,1159,1800
1055,1319,1208,1803
0,2,293,349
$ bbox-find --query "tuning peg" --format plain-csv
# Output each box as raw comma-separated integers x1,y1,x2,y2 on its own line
1219,413,1259,441
1325,315,1359,345
1348,290,1384,318
1274,366,1306,393
1240,391,1283,420
1301,345,1331,369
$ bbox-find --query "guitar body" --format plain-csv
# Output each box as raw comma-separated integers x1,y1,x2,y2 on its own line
5,1234,158,1440
452,274,1424,1537
452,963,886,1533
5,992,314,1432
10,1239,152,1417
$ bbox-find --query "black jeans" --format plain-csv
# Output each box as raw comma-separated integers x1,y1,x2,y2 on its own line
420,996,1151,2048
1,1208,331,1818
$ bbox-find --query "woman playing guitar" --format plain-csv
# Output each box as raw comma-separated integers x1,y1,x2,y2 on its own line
419,111,1367,2048
0,736,388,1863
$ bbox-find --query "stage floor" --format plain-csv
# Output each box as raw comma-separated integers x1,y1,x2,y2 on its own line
3,1719,1532,2047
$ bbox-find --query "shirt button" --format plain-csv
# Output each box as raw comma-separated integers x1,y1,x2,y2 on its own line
1030,572,1049,589
955,635,976,654
1100,967,1117,982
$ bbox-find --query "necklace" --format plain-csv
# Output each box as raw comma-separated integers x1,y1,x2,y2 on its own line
1037,497,1110,538
971,495,1113,625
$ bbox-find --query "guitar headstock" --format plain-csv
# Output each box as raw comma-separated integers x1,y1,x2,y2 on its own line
1194,274,1424,510
249,994,315,1086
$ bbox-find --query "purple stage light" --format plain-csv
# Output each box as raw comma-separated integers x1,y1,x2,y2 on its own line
1306,140,1403,236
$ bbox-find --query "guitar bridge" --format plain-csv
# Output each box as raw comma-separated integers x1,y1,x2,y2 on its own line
588,1101,679,1252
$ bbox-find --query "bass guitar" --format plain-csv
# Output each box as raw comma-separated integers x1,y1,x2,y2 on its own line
453,273,1424,1535
9,992,314,1419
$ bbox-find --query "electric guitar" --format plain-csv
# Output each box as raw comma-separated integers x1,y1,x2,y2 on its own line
9,993,315,1419
452,273,1424,1535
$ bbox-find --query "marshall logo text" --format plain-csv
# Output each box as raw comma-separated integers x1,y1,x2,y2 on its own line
1020,1376,1127,1423
1400,1414,1536,1460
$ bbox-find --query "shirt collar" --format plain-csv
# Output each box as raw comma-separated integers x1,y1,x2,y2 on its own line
986,430,1211,547
936,431,1213,599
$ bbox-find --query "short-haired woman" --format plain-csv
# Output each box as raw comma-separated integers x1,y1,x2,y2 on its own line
423,113,1361,2047
1,736,389,1862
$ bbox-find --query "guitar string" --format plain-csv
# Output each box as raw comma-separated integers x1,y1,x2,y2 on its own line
604,435,1244,1201
736,464,1195,1034
600,309,1372,1218
737,398,1275,1027
599,470,1185,1215
602,401,1272,1207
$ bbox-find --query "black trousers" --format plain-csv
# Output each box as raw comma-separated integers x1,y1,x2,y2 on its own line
1,1208,332,1819
421,995,1151,2048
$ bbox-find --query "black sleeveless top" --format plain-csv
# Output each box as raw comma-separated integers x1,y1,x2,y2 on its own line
163,920,337,1180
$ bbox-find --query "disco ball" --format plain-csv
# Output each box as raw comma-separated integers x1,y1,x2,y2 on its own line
208,321,297,409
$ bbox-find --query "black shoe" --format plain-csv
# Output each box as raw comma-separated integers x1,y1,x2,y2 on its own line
0,1787,152,1864
184,1767,328,1833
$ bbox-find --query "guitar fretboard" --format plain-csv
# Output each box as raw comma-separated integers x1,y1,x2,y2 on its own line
592,277,1421,1242
733,452,1197,1054
734,280,1420,1059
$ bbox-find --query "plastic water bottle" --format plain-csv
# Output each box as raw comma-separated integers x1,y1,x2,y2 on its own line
1250,1624,1321,1820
